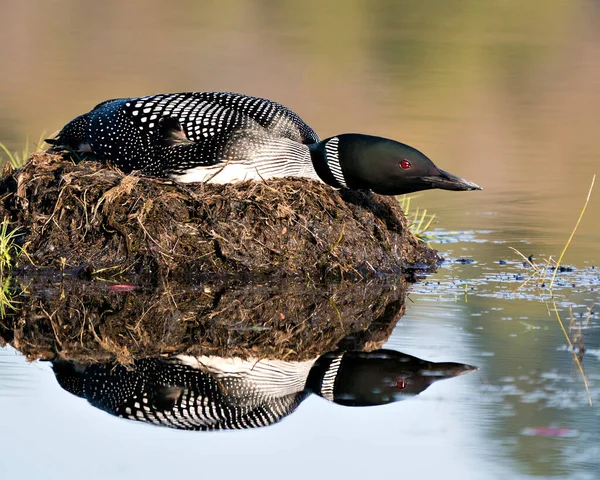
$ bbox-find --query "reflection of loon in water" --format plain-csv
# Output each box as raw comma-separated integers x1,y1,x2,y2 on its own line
52,349,476,431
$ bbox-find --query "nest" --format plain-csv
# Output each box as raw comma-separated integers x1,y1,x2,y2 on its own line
0,276,409,363
0,152,439,281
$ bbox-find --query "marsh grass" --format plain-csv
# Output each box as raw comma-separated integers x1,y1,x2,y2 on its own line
0,274,19,318
0,133,49,168
398,195,437,241
507,247,555,292
0,219,24,318
0,218,24,275
510,174,596,406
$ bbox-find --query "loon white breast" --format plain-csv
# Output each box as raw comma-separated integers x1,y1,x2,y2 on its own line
48,92,482,196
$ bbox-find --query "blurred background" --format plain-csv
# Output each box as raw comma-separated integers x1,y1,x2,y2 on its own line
1,1,599,479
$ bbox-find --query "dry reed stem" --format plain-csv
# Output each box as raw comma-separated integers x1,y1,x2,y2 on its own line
551,299,592,406
509,174,596,405
549,174,596,293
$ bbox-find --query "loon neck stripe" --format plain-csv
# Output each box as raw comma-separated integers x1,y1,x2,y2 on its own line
324,138,348,188
310,139,344,188
320,353,344,401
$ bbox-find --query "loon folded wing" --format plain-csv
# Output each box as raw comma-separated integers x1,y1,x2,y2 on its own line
202,92,321,144
119,92,319,145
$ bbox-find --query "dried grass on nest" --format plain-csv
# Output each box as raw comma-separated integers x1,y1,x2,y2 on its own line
0,152,439,280
0,276,409,363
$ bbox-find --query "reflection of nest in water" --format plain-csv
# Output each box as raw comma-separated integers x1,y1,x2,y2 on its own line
0,276,409,363
0,152,439,281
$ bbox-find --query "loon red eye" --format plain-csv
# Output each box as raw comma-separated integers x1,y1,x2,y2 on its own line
400,160,411,169
397,380,406,389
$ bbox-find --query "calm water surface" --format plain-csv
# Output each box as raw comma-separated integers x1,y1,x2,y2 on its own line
1,1,599,479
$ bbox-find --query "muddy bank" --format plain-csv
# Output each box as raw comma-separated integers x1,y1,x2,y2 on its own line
0,152,439,281
0,276,409,363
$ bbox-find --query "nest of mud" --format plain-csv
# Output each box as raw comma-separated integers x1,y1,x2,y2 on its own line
0,152,439,281
0,276,408,363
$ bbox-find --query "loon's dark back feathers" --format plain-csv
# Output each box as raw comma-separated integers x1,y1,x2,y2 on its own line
121,92,319,143
52,92,322,183
87,92,319,144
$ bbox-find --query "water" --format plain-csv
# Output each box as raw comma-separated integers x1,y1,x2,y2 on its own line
1,0,599,478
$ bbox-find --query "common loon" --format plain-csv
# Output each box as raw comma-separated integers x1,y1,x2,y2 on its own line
47,92,482,195
51,349,477,431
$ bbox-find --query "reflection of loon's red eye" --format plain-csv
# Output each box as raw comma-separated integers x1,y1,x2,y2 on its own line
397,380,406,389
400,160,412,169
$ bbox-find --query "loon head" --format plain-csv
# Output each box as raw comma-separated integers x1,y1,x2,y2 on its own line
307,349,478,406
317,134,482,195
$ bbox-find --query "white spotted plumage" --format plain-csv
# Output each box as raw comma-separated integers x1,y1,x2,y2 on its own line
54,92,343,186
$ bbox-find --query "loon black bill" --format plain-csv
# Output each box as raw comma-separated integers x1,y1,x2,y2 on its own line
422,169,483,192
